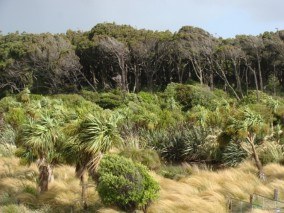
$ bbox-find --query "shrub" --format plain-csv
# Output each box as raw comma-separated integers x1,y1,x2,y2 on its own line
4,107,27,129
95,92,124,109
119,148,161,170
147,128,187,162
79,89,100,102
158,164,192,180
222,142,248,167
241,90,271,105
168,83,217,111
0,96,21,114
258,142,284,165
148,125,221,163
0,125,16,157
97,154,159,211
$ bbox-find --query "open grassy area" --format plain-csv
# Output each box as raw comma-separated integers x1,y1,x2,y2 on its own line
1,156,284,212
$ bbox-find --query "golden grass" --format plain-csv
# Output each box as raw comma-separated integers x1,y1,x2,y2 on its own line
1,157,284,212
148,161,284,213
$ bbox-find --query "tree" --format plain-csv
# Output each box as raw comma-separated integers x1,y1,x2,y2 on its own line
214,43,244,100
64,112,123,208
228,109,267,180
16,115,64,192
29,34,82,93
237,35,265,99
0,32,33,95
177,26,217,88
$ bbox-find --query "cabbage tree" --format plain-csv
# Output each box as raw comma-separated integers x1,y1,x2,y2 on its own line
64,111,123,207
16,115,64,192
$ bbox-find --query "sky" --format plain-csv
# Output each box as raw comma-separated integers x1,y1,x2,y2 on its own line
0,0,284,38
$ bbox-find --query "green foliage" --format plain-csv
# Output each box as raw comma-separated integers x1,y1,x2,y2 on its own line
0,125,16,157
222,142,248,167
0,96,21,113
226,108,267,139
79,90,100,102
241,90,272,105
247,104,274,124
258,142,284,165
158,164,192,180
95,91,125,109
119,148,161,170
16,88,30,103
97,154,159,211
72,111,122,155
167,83,218,111
266,74,281,95
4,107,27,129
16,115,64,165
147,125,221,163
0,192,18,206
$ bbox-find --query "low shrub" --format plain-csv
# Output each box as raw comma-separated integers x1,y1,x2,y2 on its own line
119,148,161,170
147,125,221,163
167,83,218,111
258,141,284,165
222,142,248,167
97,154,159,211
158,164,192,180
95,91,125,109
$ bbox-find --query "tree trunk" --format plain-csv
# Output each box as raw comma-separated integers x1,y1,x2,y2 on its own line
39,165,50,192
247,133,265,180
248,65,259,101
233,61,243,98
37,158,53,192
257,54,263,91
81,173,87,209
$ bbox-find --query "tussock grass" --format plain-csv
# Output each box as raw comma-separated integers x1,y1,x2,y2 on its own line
1,157,284,212
148,161,284,213
0,156,101,212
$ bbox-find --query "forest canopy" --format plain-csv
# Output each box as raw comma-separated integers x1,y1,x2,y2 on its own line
1,23,284,98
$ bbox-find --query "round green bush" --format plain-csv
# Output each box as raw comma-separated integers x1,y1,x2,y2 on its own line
97,154,159,211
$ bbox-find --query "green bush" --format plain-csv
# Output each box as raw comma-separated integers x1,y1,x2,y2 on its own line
97,154,159,211
222,142,248,167
147,125,221,163
95,92,124,109
4,107,27,129
146,128,187,162
0,96,21,114
241,90,271,105
119,148,161,170
0,125,16,157
168,83,217,111
79,90,100,102
258,142,284,165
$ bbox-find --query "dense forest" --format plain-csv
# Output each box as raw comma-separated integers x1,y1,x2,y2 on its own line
1,23,284,212
1,23,284,97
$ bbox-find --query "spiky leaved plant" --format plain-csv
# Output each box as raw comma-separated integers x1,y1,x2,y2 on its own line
227,108,267,180
64,111,123,208
16,115,64,192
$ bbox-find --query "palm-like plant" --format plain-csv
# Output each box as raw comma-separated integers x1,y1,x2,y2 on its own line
228,109,266,180
16,115,64,192
64,111,123,208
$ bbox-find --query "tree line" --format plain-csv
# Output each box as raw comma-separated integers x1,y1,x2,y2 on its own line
1,23,284,97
